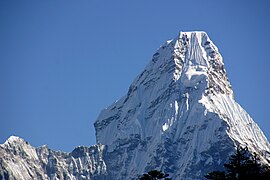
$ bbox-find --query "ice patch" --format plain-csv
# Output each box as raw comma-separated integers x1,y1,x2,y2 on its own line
175,101,179,117
162,123,169,132
181,65,207,87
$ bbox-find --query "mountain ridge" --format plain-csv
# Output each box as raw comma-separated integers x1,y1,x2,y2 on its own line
0,135,107,179
1,31,270,180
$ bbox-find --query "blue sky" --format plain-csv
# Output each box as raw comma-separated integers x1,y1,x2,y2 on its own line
0,0,269,152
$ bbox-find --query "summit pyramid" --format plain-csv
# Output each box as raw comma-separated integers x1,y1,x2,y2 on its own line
94,31,270,179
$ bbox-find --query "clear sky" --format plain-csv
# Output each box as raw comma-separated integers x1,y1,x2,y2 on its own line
0,0,269,152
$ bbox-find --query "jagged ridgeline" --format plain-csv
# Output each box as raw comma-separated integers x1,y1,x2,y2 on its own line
1,31,270,180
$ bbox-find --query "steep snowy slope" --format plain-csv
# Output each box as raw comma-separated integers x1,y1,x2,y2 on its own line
94,31,270,179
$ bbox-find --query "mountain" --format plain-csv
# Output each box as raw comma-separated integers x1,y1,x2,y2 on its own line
1,31,270,180
0,136,107,179
94,31,270,179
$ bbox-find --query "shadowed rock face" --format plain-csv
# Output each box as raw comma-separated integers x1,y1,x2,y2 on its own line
1,32,270,180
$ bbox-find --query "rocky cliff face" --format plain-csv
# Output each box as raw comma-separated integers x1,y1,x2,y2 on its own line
1,31,270,180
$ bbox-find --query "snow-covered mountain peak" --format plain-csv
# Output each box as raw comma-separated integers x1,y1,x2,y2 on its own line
138,31,232,97
94,31,233,146
4,135,21,143
1,31,269,180
3,135,27,146
94,31,270,179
